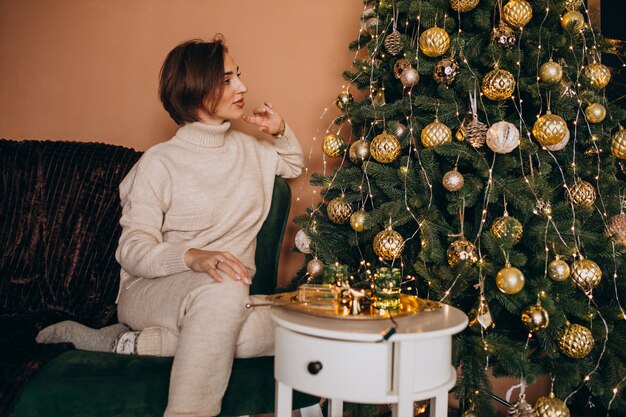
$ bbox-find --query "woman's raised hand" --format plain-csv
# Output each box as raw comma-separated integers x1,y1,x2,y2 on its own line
183,248,251,285
242,102,284,136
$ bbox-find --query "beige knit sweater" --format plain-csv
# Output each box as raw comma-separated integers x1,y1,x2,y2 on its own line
115,121,304,296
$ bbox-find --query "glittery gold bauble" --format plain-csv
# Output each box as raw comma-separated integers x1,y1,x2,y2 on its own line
349,210,368,232
502,0,533,29
564,0,583,10
482,69,516,101
539,59,563,84
571,258,602,291
421,119,452,148
490,214,523,244
307,258,324,277
468,294,495,332
450,0,480,12
584,63,611,89
535,392,571,417
400,67,420,87
559,322,594,359
508,394,538,417
349,139,371,164
608,213,626,245
532,112,569,146
457,115,488,148
584,103,606,124
335,91,353,110
567,179,596,207
295,229,312,253
327,196,353,224
433,57,459,85
322,133,345,158
492,23,517,48
486,121,520,153
384,29,402,56
442,169,465,191
561,10,586,31
521,301,550,332
373,228,404,260
496,264,525,294
370,132,401,163
419,27,451,58
611,126,626,159
548,259,571,281
447,237,478,267
393,58,411,79
544,128,570,151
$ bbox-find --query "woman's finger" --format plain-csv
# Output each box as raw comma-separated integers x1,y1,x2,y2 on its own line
221,252,251,279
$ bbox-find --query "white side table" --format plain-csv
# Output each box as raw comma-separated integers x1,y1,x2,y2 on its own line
271,304,467,417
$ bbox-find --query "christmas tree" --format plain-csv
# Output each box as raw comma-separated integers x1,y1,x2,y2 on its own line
292,0,626,415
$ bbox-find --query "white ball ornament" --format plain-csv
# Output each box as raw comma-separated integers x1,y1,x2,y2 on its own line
486,121,520,154
294,229,312,254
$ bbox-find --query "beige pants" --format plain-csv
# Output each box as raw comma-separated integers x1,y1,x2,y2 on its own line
117,270,275,417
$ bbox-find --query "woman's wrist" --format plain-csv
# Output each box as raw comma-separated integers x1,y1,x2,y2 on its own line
272,120,286,137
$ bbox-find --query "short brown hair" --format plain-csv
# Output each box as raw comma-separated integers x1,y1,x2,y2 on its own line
159,37,228,125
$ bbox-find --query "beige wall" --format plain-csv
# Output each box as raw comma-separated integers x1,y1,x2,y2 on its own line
0,0,363,286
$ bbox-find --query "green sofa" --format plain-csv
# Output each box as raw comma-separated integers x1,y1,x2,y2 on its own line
0,139,318,417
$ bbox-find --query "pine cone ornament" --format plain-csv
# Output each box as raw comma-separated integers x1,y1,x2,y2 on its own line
608,213,626,245
373,227,404,260
327,196,353,224
507,394,538,417
535,392,571,417
384,29,402,56
559,322,594,359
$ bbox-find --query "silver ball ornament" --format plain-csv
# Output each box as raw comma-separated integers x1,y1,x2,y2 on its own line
400,67,420,87
349,139,371,164
307,258,324,277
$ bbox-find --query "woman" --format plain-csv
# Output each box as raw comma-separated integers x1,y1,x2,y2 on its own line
37,36,305,416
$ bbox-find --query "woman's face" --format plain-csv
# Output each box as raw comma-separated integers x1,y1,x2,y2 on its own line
198,53,247,124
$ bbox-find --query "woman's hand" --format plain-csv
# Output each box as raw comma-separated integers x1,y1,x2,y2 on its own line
184,248,251,285
242,102,284,136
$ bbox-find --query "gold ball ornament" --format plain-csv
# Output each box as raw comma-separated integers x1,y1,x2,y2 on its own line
560,10,586,31
307,258,324,277
400,67,420,87
490,214,523,244
335,91,353,110
447,237,478,267
584,62,611,89
450,0,480,13
567,179,596,207
539,59,563,84
322,133,346,158
482,68,516,101
421,119,452,148
349,210,368,233
607,213,626,245
370,132,401,163
492,23,517,48
533,111,569,147
295,229,312,253
559,322,594,359
571,258,602,292
327,196,353,224
535,392,571,417
496,264,525,294
373,227,404,260
611,126,626,159
393,58,411,79
521,301,550,332
384,29,402,56
502,0,533,29
486,121,520,153
584,103,606,124
548,259,571,281
442,169,465,192
544,128,570,151
433,57,459,85
349,139,371,164
419,27,451,58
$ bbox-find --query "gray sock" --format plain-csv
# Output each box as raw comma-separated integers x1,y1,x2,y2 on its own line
36,321,130,352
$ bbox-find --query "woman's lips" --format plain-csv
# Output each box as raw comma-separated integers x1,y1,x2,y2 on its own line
234,99,245,108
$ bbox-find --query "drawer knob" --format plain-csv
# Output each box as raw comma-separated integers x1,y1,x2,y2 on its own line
307,361,323,375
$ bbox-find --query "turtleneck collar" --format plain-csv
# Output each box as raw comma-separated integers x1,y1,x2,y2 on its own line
175,121,231,148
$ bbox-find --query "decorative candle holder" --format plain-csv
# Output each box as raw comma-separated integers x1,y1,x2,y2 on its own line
372,267,401,311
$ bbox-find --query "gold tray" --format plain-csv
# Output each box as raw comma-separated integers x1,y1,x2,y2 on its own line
266,292,442,320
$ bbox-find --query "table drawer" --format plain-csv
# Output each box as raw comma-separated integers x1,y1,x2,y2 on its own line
275,327,392,402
